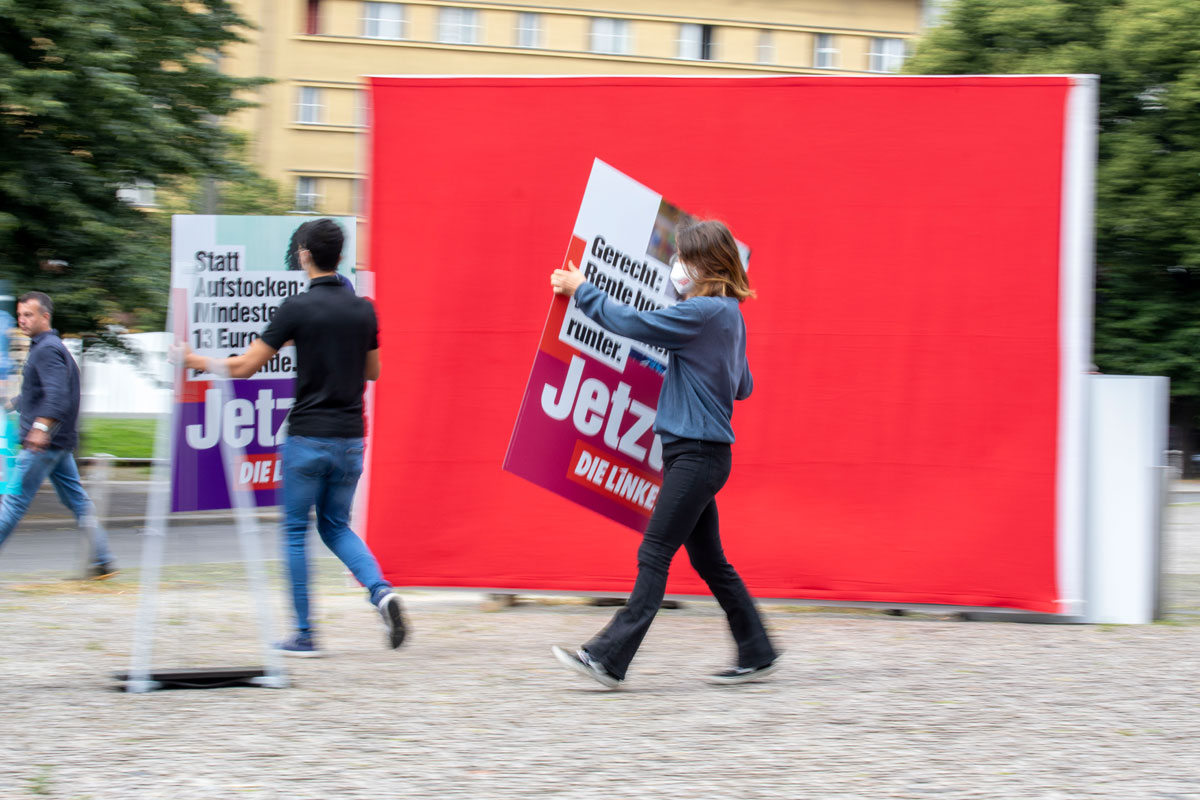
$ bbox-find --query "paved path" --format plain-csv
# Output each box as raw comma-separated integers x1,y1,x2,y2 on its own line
16,476,1200,528
0,522,278,574
19,478,279,529
1,507,1198,798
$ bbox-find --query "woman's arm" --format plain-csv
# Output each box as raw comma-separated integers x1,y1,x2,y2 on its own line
736,360,753,400
551,261,705,350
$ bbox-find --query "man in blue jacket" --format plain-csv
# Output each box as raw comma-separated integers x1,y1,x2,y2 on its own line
0,292,116,578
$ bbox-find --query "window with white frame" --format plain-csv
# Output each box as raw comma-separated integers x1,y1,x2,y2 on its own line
756,29,775,64
814,33,838,68
923,0,951,28
589,18,631,55
295,176,321,212
117,180,157,208
437,7,480,44
363,2,406,40
677,23,715,60
355,89,369,127
295,86,324,124
868,37,906,73
515,12,542,48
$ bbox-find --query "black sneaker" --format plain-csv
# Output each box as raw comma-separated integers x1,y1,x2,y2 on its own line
89,563,119,581
378,592,407,649
703,659,780,685
551,645,621,689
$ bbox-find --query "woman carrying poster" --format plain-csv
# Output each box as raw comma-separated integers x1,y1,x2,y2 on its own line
548,220,779,688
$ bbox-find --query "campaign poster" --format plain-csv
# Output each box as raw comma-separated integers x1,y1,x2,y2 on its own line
503,159,748,531
170,215,356,512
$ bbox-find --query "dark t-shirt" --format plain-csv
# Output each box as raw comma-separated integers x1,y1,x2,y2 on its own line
260,274,379,438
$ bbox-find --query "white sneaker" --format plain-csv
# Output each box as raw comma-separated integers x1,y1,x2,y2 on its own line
551,645,621,689
378,593,407,649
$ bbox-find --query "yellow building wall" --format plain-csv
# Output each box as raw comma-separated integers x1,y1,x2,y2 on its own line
224,0,923,228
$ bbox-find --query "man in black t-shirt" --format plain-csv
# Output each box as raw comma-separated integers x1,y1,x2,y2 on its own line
185,219,405,657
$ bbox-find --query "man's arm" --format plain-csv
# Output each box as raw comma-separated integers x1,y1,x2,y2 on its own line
365,349,381,381
364,299,381,381
184,338,278,379
24,346,71,451
30,346,70,424
184,296,296,379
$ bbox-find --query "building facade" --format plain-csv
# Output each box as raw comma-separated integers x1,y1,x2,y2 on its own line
223,0,929,237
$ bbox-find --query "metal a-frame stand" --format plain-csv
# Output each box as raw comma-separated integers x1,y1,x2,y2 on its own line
119,357,287,692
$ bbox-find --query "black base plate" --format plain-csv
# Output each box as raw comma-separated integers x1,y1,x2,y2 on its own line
114,666,271,690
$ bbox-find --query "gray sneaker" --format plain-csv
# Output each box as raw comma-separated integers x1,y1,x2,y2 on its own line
703,659,780,686
378,592,407,649
551,645,621,689
274,634,322,658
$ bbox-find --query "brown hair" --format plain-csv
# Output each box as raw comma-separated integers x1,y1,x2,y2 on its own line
676,220,755,302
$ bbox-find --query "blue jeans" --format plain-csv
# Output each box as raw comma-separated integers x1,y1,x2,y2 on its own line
0,448,114,568
280,435,390,637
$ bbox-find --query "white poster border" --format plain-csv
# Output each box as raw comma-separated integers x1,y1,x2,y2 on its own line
1055,75,1098,618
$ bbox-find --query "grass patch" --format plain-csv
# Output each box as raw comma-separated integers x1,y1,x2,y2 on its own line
5,580,132,597
25,765,52,796
79,417,157,459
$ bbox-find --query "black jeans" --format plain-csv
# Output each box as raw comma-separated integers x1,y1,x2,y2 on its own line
584,438,777,679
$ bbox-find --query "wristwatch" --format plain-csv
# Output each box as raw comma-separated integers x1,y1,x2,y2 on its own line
32,421,50,432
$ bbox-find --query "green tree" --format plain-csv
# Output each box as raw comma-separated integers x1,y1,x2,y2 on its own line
908,0,1200,458
0,0,269,335
160,149,293,220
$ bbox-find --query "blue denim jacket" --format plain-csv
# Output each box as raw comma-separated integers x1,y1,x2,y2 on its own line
574,282,752,444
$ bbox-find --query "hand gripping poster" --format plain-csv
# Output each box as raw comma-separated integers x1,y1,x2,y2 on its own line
170,215,356,512
504,159,748,531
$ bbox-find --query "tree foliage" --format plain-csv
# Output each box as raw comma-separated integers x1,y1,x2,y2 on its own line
907,0,1200,415
0,0,275,335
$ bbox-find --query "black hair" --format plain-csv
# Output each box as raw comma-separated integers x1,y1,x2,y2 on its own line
286,218,343,273
286,226,303,271
18,291,53,317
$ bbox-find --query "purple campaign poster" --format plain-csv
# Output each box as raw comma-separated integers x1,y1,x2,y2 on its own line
171,376,295,512
169,215,356,512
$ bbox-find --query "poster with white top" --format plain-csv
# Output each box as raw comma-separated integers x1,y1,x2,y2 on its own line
170,215,356,511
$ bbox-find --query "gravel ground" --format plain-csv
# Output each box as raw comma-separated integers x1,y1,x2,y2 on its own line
2,507,1199,800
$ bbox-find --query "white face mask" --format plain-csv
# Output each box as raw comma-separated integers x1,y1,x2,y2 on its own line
670,256,694,297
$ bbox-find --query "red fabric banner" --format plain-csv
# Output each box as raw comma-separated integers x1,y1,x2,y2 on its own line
366,76,1078,612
